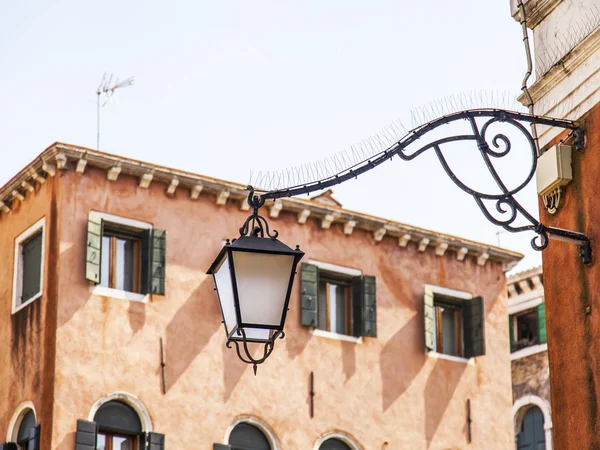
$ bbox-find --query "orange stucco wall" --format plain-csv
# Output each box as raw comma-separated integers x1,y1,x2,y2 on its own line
539,102,600,450
0,176,59,448
3,164,514,449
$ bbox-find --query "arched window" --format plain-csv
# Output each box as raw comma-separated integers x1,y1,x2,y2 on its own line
517,406,546,450
319,438,352,450
16,409,36,449
229,423,271,450
6,404,40,450
94,401,143,450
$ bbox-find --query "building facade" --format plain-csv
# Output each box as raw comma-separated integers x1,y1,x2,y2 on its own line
509,0,600,448
0,143,522,449
507,267,552,449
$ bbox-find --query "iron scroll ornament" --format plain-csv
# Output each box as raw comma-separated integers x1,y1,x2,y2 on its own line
250,109,592,263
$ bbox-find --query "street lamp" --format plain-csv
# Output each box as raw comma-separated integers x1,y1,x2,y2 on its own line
207,191,304,374
209,109,592,372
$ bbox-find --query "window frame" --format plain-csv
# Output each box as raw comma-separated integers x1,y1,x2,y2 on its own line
512,308,540,350
89,212,153,303
12,217,46,314
425,284,473,363
309,260,363,342
224,416,280,450
313,432,361,450
6,402,37,444
434,298,464,358
97,430,141,450
101,228,143,293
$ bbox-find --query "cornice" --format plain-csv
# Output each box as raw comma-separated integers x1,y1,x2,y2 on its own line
0,142,523,270
510,0,563,29
518,26,600,107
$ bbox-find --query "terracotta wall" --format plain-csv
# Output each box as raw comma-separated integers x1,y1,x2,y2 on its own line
3,165,514,449
539,102,600,449
0,176,59,450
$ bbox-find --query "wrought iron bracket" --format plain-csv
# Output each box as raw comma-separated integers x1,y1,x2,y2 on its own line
247,109,592,264
226,328,285,375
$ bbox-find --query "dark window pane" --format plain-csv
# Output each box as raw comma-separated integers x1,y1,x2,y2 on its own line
229,423,271,449
330,283,347,334
21,232,43,304
441,307,458,356
116,238,136,292
318,281,328,331
320,438,352,450
516,310,539,349
17,410,36,443
517,406,545,449
100,236,110,288
94,401,142,434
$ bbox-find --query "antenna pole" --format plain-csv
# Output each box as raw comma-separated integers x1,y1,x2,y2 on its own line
97,90,101,150
95,73,134,151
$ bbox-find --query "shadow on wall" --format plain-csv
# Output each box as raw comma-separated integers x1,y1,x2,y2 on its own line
380,314,427,412
285,318,312,360
424,359,467,448
222,342,247,402
127,301,146,336
56,431,75,450
164,277,222,392
341,341,356,382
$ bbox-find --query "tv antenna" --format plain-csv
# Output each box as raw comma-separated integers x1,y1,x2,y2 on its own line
96,73,134,150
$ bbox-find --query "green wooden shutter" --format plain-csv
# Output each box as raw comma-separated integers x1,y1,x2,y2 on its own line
0,443,18,450
139,433,147,450
147,432,165,450
463,296,486,358
300,263,318,327
509,315,514,353
26,425,40,450
361,275,377,338
424,286,435,352
86,212,103,284
352,276,363,337
537,303,547,344
22,232,43,302
75,420,97,450
149,229,167,295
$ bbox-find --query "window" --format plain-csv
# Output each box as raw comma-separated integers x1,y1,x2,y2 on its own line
424,286,486,358
100,227,142,293
7,407,40,450
318,276,352,335
300,262,377,338
517,406,546,449
228,423,271,450
86,212,166,296
94,401,143,450
319,438,352,450
510,304,546,352
434,299,463,357
12,218,45,313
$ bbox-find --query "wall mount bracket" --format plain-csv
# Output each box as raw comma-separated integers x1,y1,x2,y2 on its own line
248,109,592,264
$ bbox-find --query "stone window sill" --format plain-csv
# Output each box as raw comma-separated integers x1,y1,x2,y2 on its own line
90,285,149,303
511,343,548,360
427,351,474,365
311,329,363,344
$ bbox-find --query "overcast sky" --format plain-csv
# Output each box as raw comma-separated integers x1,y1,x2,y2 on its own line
1,1,544,271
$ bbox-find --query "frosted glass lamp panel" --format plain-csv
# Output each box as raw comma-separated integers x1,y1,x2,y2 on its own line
234,327,272,342
213,254,238,334
232,251,295,326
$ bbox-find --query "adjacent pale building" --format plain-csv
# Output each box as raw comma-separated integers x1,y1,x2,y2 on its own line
507,266,551,449
0,143,522,449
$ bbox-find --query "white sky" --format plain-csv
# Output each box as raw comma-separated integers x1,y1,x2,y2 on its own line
0,0,543,271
